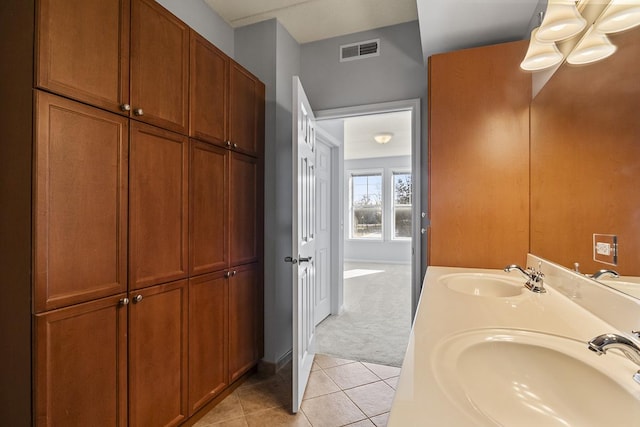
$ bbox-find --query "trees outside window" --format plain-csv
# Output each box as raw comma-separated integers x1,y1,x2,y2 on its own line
351,173,382,239
393,173,412,239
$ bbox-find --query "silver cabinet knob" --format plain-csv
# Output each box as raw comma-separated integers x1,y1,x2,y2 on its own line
421,228,426,235
133,108,144,116
226,141,232,147
120,104,131,112
232,143,238,149
232,270,237,276
133,294,143,303
119,297,130,306
224,271,231,278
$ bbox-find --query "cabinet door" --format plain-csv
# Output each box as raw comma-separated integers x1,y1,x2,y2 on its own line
189,30,228,146
229,263,260,382
188,272,228,414
190,140,229,275
35,294,128,427
130,0,189,133
130,122,188,289
129,280,188,427
36,0,130,114
34,92,128,312
229,62,262,157
230,152,260,266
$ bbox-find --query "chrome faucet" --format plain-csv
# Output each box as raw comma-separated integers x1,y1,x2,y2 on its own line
504,264,546,293
588,333,640,384
591,269,620,280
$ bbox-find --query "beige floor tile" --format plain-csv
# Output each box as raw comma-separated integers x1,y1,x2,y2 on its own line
314,354,356,370
302,370,341,399
370,412,389,427
345,419,376,426
301,391,367,427
362,362,401,380
210,417,249,427
193,392,245,426
323,362,380,390
237,376,291,414
383,376,399,390
311,362,321,372
344,381,395,417
245,406,311,427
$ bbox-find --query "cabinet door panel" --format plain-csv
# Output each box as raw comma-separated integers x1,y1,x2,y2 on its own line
129,280,188,427
36,0,129,114
34,92,128,312
188,272,228,414
130,122,188,289
190,31,228,145
229,63,260,157
190,140,229,275
35,295,127,427
230,153,259,266
131,0,189,133
229,263,259,382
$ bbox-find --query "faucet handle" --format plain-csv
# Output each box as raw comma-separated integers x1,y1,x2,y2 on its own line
632,330,640,339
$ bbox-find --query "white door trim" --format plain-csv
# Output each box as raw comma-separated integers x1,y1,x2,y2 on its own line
315,98,422,319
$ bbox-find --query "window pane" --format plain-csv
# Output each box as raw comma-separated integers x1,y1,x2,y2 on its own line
351,173,382,238
393,173,412,239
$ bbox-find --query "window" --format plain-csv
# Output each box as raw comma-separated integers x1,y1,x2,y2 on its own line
350,173,382,239
392,172,412,239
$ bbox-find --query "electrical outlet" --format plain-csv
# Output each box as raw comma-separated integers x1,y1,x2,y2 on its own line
593,234,618,266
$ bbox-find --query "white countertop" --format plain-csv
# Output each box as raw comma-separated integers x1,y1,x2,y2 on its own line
387,262,640,426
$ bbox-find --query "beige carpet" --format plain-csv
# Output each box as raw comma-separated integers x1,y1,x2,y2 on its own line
314,262,412,367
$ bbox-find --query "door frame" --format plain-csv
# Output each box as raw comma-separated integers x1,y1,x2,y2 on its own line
315,98,422,319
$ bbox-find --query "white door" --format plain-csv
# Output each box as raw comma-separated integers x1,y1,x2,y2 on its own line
314,140,331,324
291,76,316,413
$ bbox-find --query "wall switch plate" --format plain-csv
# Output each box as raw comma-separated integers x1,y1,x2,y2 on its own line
593,233,618,265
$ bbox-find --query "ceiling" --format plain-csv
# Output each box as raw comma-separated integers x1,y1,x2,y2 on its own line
204,0,419,44
343,111,412,160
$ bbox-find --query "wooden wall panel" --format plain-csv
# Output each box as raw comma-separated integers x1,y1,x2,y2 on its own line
530,29,640,276
428,40,531,268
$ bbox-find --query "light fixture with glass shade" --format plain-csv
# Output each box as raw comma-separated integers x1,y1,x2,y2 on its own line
520,28,565,70
567,26,617,64
596,0,640,33
374,132,393,144
536,0,587,42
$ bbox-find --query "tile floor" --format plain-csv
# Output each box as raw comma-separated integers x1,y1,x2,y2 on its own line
193,354,400,427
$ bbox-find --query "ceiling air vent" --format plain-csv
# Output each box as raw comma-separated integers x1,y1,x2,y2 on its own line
340,39,380,62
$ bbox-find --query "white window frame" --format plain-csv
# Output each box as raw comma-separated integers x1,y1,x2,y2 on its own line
348,168,384,241
391,170,412,241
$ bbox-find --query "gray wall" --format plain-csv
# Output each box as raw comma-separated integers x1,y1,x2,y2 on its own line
344,156,412,264
155,0,234,56
235,19,301,366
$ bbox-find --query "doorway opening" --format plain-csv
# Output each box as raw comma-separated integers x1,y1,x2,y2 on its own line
311,100,421,367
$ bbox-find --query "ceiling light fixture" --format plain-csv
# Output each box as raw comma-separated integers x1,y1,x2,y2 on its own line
520,27,564,71
536,0,587,42
596,0,640,33
567,26,617,64
374,132,393,144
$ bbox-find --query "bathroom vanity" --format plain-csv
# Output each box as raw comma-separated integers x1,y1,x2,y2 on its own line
388,254,640,426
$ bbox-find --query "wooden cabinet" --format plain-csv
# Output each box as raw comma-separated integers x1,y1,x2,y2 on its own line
189,30,228,145
229,63,264,157
130,121,188,289
129,280,189,427
189,141,229,275
34,295,128,427
130,0,189,134
188,272,228,414
36,0,130,114
34,92,128,312
229,263,260,382
428,40,530,269
230,152,260,266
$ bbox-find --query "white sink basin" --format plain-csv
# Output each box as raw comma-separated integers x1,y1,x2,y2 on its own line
438,273,525,297
599,279,640,299
433,329,640,426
